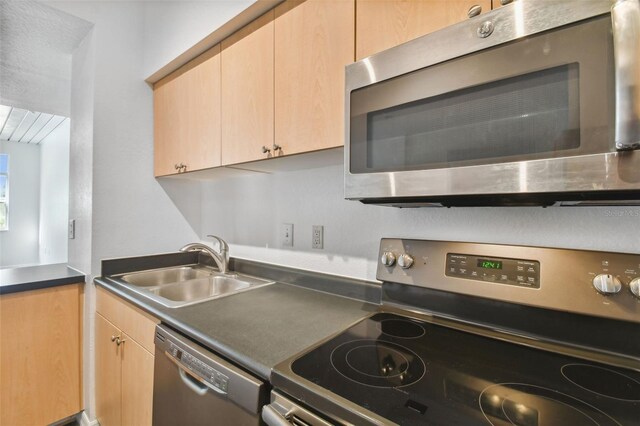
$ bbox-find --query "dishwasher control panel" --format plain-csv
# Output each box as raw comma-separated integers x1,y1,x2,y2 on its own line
169,343,229,393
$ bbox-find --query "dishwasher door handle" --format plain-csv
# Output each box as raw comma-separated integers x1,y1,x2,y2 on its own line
178,368,208,396
165,351,227,396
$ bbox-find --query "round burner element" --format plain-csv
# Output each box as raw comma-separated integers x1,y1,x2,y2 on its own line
561,364,640,402
346,345,409,378
330,339,425,388
377,319,426,339
479,383,621,426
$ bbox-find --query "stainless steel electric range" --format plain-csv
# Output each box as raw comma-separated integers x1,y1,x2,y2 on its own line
264,239,640,426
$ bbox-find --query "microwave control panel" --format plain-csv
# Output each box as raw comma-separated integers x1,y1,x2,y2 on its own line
445,254,540,288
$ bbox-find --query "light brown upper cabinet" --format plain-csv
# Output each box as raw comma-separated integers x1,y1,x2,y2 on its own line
356,0,493,60
221,11,275,165
274,0,355,155
153,46,222,176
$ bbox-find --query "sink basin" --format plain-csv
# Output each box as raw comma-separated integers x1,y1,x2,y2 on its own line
150,276,251,302
113,265,273,308
119,266,212,287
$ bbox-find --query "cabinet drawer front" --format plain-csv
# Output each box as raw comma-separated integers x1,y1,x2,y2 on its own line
96,287,159,353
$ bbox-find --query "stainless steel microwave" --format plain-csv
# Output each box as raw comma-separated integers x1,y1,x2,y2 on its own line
345,0,640,207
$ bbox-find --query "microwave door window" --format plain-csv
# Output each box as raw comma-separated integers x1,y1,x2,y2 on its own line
355,63,581,173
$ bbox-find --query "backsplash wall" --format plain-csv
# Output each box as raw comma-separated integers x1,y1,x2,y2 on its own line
202,162,640,281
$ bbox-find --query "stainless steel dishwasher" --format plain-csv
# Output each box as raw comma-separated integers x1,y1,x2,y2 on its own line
153,324,266,426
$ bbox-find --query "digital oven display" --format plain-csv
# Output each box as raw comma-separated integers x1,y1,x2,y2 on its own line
477,259,503,269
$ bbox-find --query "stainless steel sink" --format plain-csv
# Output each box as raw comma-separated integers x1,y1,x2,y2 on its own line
119,266,212,287
114,265,273,308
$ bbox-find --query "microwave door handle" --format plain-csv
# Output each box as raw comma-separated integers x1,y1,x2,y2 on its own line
612,0,640,151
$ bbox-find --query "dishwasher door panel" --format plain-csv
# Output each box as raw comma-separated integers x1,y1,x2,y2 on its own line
152,325,265,426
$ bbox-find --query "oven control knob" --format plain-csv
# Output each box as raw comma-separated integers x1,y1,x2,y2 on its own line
630,278,640,299
380,252,396,267
592,274,622,295
397,254,414,269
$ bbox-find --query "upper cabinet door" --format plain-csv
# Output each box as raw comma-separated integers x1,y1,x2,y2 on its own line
356,0,492,60
221,11,275,166
153,46,222,176
275,0,355,155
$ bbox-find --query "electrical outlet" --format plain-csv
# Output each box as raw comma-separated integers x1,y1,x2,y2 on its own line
282,223,294,247
312,225,323,249
68,219,75,239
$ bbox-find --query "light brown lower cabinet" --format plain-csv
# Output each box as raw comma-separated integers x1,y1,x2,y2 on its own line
95,287,158,426
0,283,83,426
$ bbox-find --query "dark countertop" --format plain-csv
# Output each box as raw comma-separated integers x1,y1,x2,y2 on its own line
96,257,380,380
0,263,85,295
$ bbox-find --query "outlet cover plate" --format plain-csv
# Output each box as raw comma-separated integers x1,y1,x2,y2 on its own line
282,223,293,247
312,225,323,249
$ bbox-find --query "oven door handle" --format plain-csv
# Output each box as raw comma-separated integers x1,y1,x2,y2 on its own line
261,405,293,426
612,0,640,151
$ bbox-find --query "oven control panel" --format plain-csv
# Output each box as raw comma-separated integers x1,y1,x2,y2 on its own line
377,239,640,323
445,254,540,288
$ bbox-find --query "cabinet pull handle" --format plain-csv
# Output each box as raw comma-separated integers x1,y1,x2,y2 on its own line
272,144,282,153
262,146,271,154
111,335,125,345
500,0,514,5
174,163,187,173
468,4,482,18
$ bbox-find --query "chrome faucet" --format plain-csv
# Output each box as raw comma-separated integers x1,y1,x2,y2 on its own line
180,235,229,274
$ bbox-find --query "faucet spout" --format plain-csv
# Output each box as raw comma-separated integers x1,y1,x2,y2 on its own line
180,241,229,274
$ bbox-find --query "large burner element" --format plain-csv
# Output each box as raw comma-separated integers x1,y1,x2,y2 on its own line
330,340,425,388
479,383,621,426
562,364,640,402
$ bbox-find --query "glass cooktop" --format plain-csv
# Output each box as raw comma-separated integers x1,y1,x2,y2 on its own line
291,313,640,425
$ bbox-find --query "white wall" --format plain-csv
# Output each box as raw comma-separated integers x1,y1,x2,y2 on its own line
202,163,640,281
39,119,70,265
141,0,254,78
68,28,95,420
0,141,41,268
49,1,201,279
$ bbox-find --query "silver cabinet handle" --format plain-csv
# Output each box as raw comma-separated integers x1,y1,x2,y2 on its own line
468,4,482,18
273,144,282,153
261,405,291,426
612,0,640,150
262,146,271,154
174,163,187,172
500,0,514,5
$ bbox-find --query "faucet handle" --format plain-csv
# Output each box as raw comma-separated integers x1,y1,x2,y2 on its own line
206,235,229,254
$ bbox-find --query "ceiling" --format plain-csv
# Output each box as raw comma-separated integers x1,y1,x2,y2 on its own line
0,0,93,116
0,104,67,144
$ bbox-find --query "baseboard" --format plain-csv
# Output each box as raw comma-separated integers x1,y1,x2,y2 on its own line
79,411,99,426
